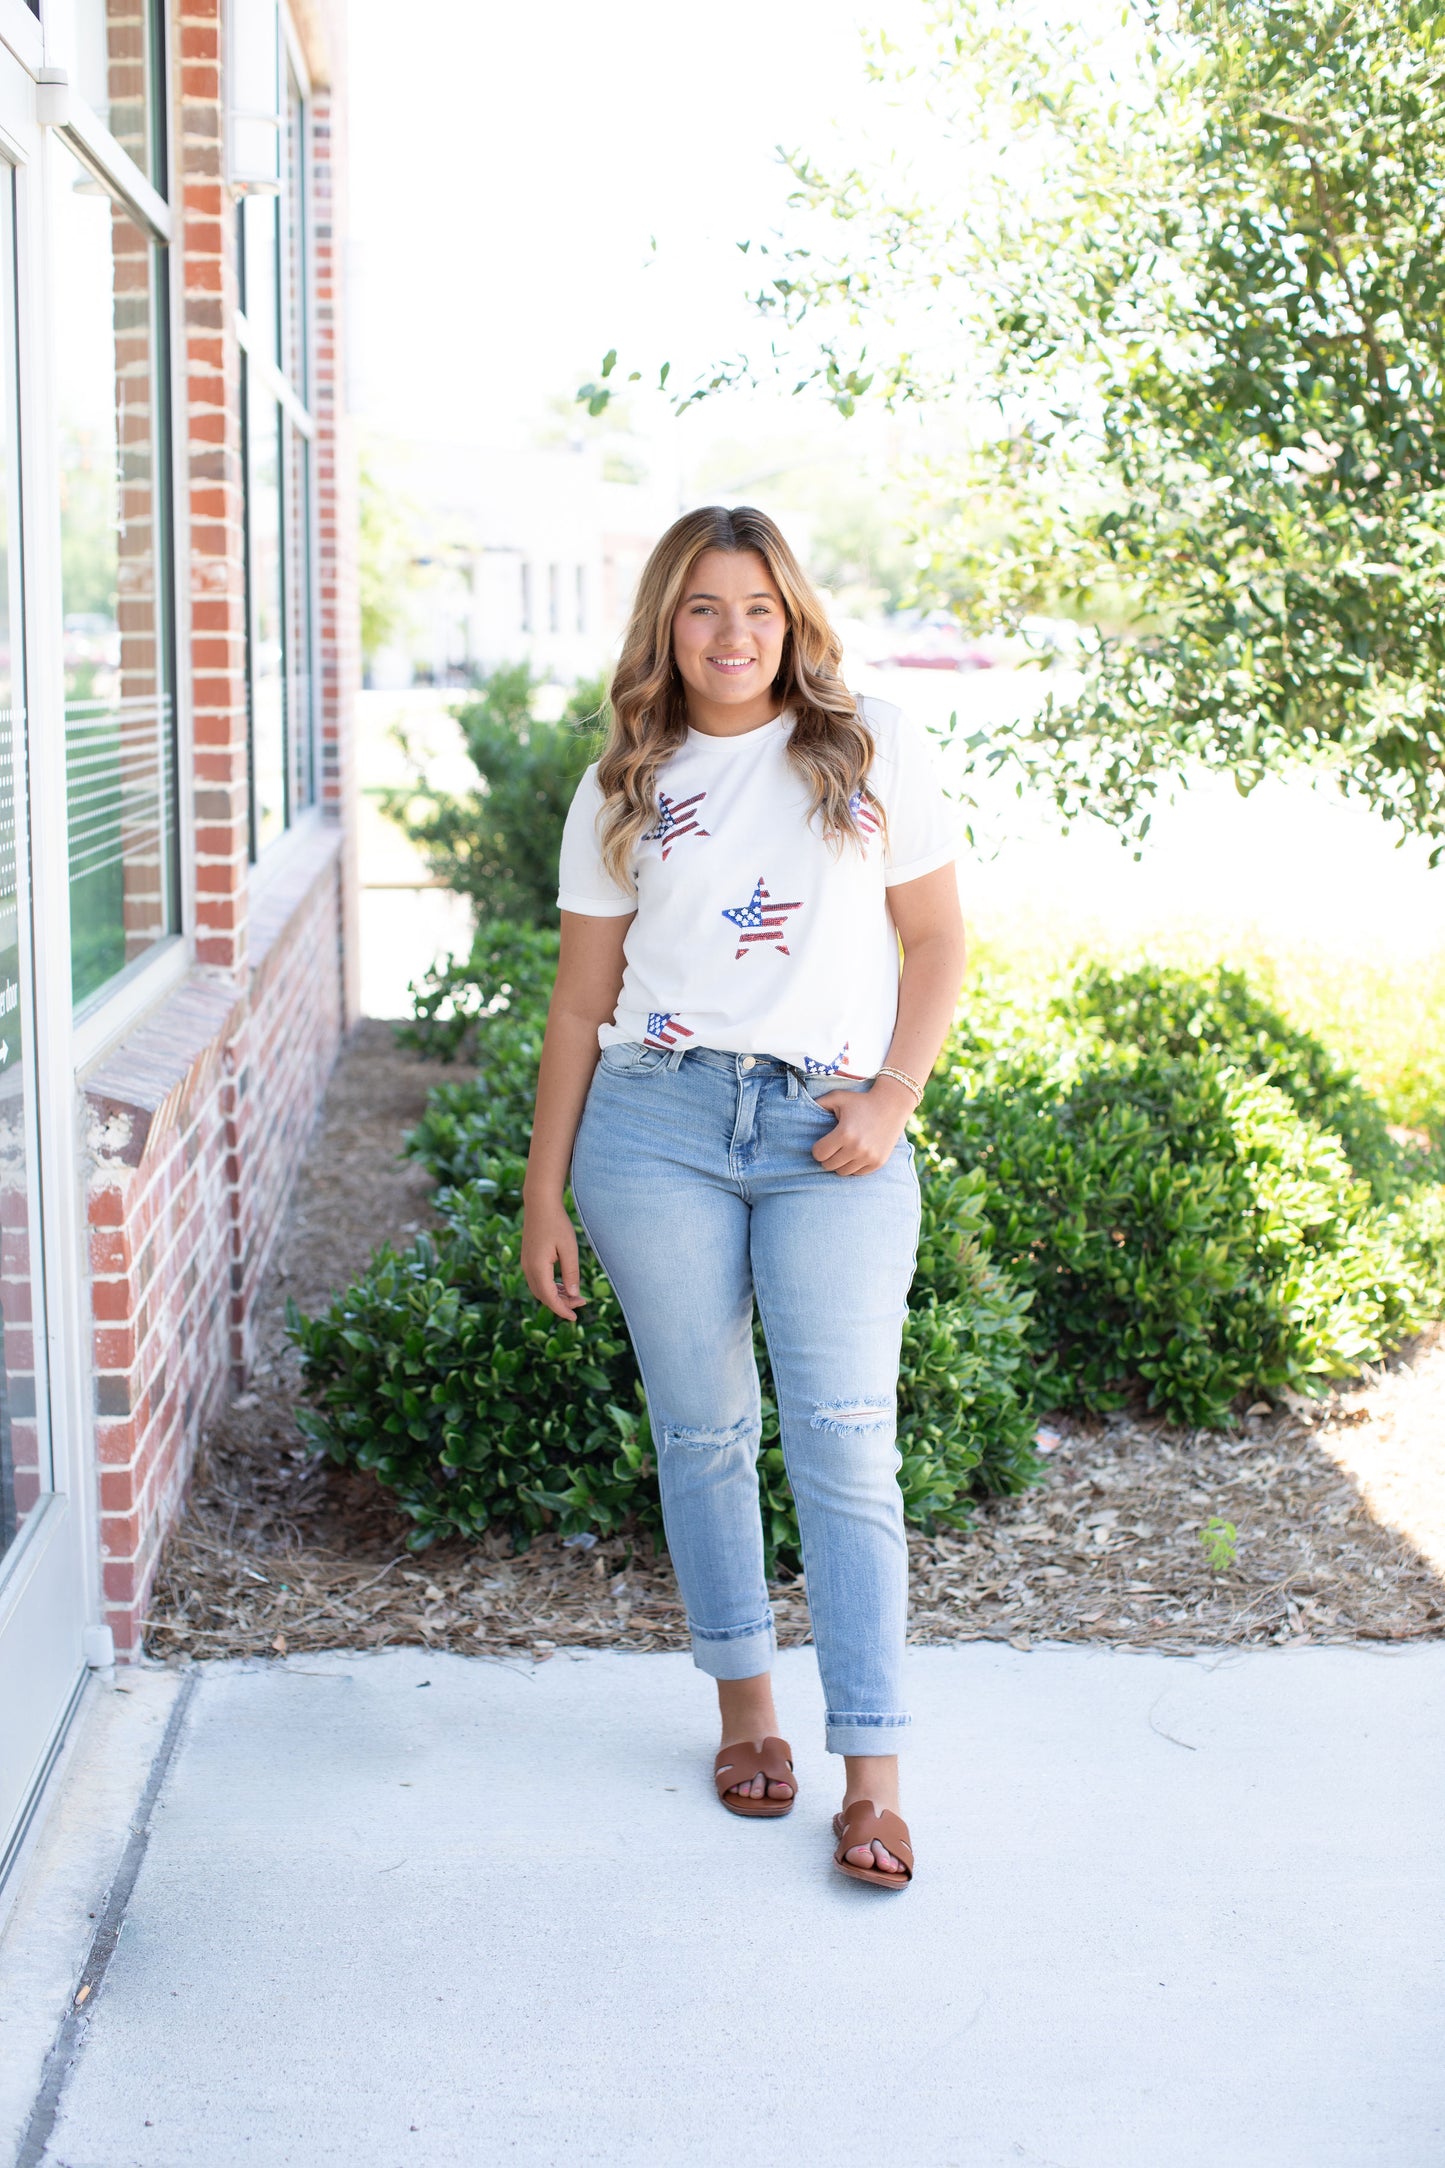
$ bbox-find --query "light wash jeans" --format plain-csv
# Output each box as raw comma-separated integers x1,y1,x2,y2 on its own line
570,1041,921,1756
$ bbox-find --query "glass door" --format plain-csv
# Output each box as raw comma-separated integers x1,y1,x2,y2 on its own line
0,105,88,1885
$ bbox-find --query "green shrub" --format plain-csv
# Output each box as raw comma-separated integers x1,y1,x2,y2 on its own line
289,1137,1040,1559
396,920,557,1075
925,1039,1434,1427
289,934,1445,1556
1067,962,1413,1200
289,1156,653,1552
384,665,606,925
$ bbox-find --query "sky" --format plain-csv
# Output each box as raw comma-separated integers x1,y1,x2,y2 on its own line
346,0,895,460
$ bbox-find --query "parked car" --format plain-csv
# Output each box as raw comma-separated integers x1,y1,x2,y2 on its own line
877,617,994,671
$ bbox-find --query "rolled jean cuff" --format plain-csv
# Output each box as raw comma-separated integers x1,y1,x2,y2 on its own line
688,1612,777,1681
825,1713,912,1757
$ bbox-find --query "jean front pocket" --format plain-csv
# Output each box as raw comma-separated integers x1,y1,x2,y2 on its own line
800,1076,870,1112
597,1040,669,1079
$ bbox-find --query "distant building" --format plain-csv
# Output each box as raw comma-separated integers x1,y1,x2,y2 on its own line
366,438,677,689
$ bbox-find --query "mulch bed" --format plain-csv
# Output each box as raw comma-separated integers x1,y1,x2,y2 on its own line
143,1024,1445,1665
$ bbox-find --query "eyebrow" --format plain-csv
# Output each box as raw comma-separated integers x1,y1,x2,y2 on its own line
684,591,777,602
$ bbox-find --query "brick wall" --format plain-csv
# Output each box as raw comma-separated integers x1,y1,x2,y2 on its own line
81,0,354,1657
87,983,238,1649
85,842,343,1655
226,843,345,1381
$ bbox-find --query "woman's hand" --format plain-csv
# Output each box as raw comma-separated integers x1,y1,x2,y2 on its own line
522,1193,589,1320
811,1076,916,1177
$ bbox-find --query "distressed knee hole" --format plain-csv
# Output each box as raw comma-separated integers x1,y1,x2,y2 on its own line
810,1396,894,1436
660,1413,754,1453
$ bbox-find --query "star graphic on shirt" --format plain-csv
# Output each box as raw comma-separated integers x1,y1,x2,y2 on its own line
643,1012,694,1050
721,877,803,959
803,1042,851,1075
849,788,884,847
643,790,710,859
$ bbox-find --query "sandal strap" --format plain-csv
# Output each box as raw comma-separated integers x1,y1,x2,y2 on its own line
713,1736,796,1797
833,1801,913,1873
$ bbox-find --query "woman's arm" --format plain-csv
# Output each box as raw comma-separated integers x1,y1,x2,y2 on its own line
812,864,967,1177
521,909,633,1318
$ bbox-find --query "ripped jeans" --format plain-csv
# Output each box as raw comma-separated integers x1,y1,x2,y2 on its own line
570,1042,921,1755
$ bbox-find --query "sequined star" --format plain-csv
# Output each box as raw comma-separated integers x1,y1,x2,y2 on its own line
643,1012,694,1050
642,790,710,859
803,1043,851,1075
721,877,803,959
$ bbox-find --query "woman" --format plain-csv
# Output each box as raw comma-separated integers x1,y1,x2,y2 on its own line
521,505,966,1888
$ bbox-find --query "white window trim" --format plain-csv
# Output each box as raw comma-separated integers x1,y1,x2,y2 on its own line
37,86,170,242
236,52,320,844
71,935,189,1078
0,1,41,76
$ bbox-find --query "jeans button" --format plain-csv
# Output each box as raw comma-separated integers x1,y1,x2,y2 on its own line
740,1055,756,1070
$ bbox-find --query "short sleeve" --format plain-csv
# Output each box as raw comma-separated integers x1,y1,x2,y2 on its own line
871,703,961,887
557,764,638,917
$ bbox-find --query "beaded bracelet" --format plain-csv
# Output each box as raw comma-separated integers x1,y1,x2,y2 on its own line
875,1065,924,1103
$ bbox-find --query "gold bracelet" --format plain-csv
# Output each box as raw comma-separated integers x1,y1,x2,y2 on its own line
875,1065,924,1102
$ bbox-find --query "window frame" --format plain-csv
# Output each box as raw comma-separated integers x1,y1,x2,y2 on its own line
237,7,318,874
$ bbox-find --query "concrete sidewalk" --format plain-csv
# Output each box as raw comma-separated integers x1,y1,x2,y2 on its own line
7,1641,1443,2167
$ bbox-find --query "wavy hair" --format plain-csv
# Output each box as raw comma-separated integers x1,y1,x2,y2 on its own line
595,504,880,884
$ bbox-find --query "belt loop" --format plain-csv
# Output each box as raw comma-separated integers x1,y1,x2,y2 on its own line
667,1044,687,1072
785,1065,799,1098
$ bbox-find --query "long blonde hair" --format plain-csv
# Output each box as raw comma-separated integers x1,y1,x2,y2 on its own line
596,505,880,884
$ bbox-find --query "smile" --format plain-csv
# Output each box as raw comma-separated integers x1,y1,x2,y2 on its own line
707,656,755,672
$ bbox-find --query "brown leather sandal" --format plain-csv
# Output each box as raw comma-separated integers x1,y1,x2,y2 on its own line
832,1800,914,1888
713,1736,797,1818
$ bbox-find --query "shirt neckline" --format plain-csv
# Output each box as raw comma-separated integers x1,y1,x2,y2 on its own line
684,708,791,755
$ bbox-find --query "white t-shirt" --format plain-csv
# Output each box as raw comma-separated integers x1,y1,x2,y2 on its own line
556,695,959,1077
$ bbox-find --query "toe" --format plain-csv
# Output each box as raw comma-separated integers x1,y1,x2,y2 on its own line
872,1841,903,1875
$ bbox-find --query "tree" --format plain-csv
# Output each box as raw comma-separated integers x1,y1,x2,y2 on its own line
385,665,608,925
606,1,1445,856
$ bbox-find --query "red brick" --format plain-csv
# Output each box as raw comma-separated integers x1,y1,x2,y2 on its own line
179,21,219,61
90,1277,135,1323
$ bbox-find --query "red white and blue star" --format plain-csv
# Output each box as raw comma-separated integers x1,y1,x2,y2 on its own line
643,1012,694,1050
643,789,710,859
721,877,803,959
803,1043,851,1075
849,788,884,847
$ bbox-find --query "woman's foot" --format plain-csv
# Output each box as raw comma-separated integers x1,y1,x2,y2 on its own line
841,1754,905,1876
716,1674,795,1806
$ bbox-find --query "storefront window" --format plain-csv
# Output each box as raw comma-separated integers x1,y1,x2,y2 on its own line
56,140,178,1008
285,419,312,813
245,364,286,850
0,168,47,1565
284,71,307,396
239,60,313,859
